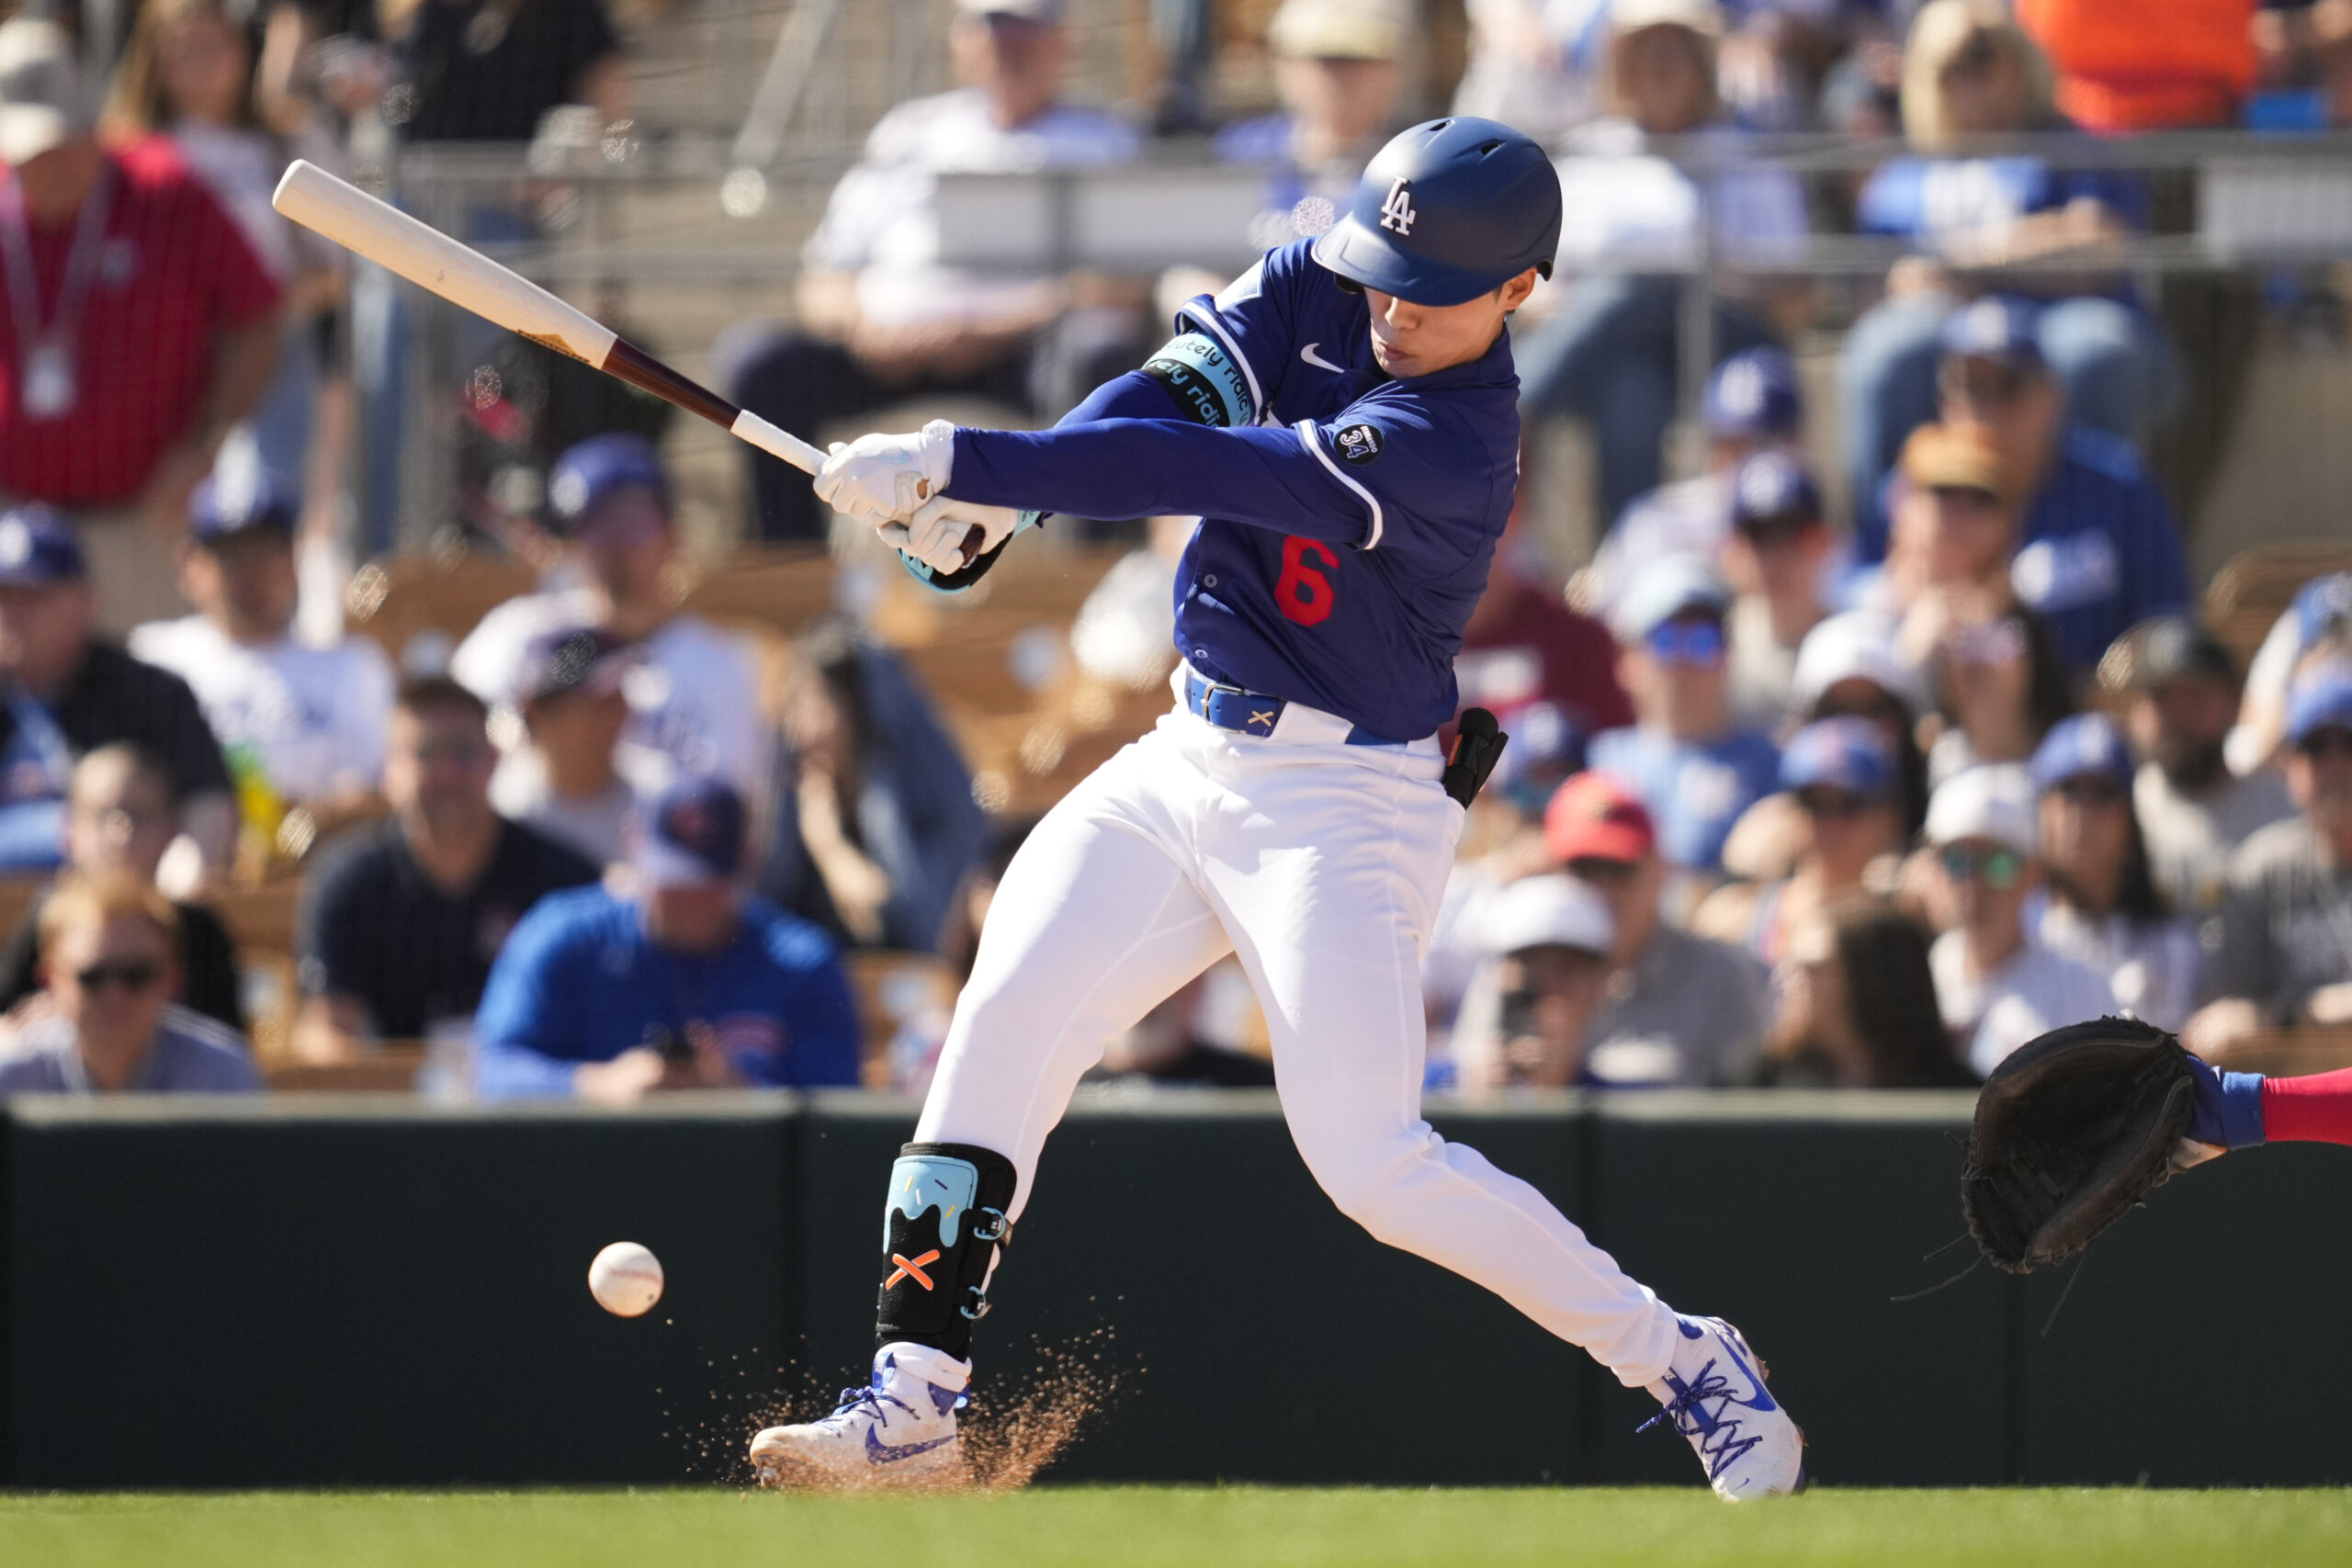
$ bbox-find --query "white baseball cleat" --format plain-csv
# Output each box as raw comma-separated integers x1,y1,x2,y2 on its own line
1641,1315,1807,1501
750,1343,969,1488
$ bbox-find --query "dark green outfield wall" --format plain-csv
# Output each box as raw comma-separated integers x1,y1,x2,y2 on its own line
3,1090,2346,1489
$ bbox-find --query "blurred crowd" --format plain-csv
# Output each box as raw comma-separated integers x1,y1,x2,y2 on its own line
0,0,2349,1104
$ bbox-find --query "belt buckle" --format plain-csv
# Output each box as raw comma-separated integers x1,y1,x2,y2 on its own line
1189,671,1283,738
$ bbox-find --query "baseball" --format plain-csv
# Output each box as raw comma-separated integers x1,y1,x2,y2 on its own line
588,1241,664,1317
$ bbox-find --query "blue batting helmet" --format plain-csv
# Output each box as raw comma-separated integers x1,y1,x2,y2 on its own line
1311,117,1562,307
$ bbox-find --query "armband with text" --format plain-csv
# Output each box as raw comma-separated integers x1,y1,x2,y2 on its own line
1140,331,1256,429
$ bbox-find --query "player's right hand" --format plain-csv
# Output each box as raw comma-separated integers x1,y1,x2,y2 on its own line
813,419,956,526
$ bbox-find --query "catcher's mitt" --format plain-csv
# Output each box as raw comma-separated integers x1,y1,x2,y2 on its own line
1962,1016,2199,1273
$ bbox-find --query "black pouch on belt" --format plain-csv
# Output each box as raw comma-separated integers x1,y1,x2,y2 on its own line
1442,707,1509,808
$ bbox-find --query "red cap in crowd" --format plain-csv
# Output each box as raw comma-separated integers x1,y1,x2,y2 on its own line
1544,772,1656,864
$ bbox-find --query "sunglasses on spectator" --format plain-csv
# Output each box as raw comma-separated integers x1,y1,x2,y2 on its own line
2299,728,2352,761
406,739,492,766
1939,844,2026,890
1566,856,1638,886
1928,483,2005,513
74,959,161,994
1645,618,1724,665
1797,786,1878,819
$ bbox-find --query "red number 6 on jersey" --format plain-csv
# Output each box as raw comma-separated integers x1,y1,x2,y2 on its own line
1277,536,1339,626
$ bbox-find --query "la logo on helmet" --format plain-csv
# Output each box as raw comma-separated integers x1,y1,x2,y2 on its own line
1379,176,1417,236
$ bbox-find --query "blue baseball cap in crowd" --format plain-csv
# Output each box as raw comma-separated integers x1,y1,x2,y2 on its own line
1730,449,1824,532
2030,712,2137,794
1781,716,1895,797
1703,345,1802,440
0,502,85,587
188,463,297,542
1939,295,2046,372
2287,660,2352,748
635,774,747,887
1611,555,1730,643
546,433,672,534
2292,572,2352,650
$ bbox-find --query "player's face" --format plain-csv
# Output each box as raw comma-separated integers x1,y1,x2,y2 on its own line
1362,270,1537,378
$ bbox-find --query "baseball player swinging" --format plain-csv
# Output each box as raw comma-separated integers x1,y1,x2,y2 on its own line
748,118,1805,1500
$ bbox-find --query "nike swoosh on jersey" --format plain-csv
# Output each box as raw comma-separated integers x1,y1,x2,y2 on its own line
866,1428,957,1464
1299,342,1344,373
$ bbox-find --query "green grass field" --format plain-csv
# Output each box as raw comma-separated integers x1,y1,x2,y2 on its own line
5,1487,2350,1567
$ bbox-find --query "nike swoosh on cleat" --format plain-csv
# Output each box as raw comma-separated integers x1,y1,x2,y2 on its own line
1299,342,1343,373
865,1429,956,1464
1707,1330,1780,1412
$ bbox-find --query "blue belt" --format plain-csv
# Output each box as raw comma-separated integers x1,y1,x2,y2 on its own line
1182,667,1404,747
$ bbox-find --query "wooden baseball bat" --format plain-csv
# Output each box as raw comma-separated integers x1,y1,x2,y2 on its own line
270,159,823,477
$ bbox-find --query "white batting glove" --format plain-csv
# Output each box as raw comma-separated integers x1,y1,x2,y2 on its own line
813,419,956,526
882,494,1025,575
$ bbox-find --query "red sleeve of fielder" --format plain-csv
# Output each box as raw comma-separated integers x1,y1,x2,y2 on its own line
2260,1066,2352,1146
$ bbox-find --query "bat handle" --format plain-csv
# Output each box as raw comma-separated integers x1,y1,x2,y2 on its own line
729,409,826,477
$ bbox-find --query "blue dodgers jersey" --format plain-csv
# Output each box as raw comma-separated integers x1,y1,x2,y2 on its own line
948,240,1522,741
1588,725,1781,874
472,886,862,1094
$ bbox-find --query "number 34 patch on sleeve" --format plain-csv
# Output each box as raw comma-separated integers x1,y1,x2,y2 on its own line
1334,423,1384,466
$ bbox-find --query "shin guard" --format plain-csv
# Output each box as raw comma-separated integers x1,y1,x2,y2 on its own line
875,1142,1018,1359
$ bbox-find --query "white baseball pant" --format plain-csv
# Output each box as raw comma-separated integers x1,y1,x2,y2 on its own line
914,679,1685,1389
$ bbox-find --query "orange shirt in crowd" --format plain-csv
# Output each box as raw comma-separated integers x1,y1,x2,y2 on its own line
2018,0,2259,130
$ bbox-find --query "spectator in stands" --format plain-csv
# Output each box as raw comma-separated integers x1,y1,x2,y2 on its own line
1867,313,2192,683
2233,571,2352,775
1216,0,1411,252
760,619,987,953
255,0,390,142
1719,451,1833,733
2015,0,2256,131
0,504,236,875
128,463,392,807
0,744,243,1032
724,0,1142,543
1453,0,1613,141
1839,1,2181,510
1923,763,2115,1076
1452,874,1618,1090
1694,716,1907,967
0,872,257,1093
1791,609,1935,839
475,775,861,1101
1922,602,2075,791
1517,0,1811,527
490,625,641,869
2028,713,2201,1031
1545,771,1771,1086
2184,660,2352,1060
452,434,763,799
2123,616,2296,915
104,0,348,519
1753,896,1974,1088
0,18,281,631
1580,345,1807,623
1589,558,1781,884
293,678,598,1058
393,0,627,143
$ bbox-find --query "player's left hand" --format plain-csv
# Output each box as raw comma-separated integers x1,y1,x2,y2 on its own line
813,419,956,526
883,494,1023,575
